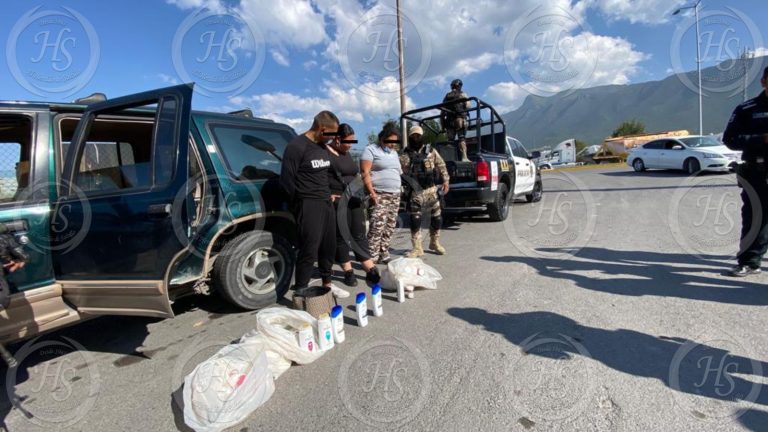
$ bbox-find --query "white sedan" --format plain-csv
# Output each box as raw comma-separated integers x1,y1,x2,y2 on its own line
627,136,741,174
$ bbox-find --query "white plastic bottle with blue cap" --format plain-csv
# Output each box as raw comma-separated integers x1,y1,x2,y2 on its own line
331,305,345,343
355,292,368,327
317,313,334,350
371,284,383,317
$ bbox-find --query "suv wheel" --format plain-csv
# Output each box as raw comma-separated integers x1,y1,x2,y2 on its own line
488,183,510,222
213,231,294,310
526,179,543,203
684,158,701,175
632,158,645,172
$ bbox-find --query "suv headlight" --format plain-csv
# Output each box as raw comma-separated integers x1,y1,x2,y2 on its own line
702,152,720,158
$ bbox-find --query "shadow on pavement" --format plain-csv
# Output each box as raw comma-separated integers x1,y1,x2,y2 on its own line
738,408,768,432
447,308,768,421
481,247,768,306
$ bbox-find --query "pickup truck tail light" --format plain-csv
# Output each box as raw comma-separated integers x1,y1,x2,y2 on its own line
476,161,489,182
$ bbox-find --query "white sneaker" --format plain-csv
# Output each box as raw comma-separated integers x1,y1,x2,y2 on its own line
330,284,350,299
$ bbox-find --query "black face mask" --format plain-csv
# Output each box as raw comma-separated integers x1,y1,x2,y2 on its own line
409,135,424,150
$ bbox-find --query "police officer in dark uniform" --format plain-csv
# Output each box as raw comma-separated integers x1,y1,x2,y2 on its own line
724,66,768,277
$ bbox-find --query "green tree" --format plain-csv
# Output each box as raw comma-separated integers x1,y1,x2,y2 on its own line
612,119,646,138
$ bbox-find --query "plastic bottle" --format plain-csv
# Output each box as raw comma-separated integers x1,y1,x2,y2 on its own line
331,305,345,343
397,280,405,303
372,284,383,317
355,292,368,327
317,313,334,351
297,322,315,352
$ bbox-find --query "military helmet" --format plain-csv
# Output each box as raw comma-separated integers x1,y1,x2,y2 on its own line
450,79,463,89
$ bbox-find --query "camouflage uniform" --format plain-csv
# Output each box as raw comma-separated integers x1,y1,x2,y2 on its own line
400,144,450,256
442,87,471,161
367,192,400,263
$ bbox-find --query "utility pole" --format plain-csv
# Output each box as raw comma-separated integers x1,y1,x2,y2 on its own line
396,0,407,147
742,47,754,102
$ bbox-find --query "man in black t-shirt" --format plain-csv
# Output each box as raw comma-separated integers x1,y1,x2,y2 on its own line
280,111,340,292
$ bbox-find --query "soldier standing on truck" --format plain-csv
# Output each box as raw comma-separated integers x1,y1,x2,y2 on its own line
441,79,471,162
724,66,768,277
401,125,450,257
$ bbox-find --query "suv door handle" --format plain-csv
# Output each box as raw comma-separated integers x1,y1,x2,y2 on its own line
515,162,521,165
147,203,172,216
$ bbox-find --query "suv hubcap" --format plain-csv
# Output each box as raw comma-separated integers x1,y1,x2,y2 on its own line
240,248,284,295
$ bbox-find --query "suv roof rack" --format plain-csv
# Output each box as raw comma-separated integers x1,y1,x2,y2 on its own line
74,93,107,105
228,109,254,118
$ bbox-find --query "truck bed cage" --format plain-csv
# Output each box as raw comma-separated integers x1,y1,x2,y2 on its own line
401,97,506,139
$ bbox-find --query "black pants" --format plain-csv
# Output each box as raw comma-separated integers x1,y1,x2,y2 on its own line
333,198,371,264
294,199,336,289
738,171,768,268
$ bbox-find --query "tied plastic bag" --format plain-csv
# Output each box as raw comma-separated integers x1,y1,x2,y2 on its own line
384,258,443,289
239,330,292,379
183,343,275,432
256,307,325,365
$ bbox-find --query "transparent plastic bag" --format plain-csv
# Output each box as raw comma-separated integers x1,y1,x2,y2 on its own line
386,257,443,289
239,330,292,379
183,342,275,432
256,307,325,365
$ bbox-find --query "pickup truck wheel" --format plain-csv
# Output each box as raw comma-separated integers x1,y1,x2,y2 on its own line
526,179,543,203
213,231,294,310
487,183,510,222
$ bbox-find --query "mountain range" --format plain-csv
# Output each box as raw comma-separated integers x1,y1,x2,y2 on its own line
501,56,768,149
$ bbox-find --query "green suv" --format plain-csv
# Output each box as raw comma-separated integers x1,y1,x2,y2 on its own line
0,84,297,344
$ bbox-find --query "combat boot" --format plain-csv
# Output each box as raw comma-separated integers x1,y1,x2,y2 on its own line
459,140,469,162
429,233,446,255
407,239,424,258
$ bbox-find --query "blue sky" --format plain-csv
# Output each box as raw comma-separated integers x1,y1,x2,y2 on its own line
1,0,766,146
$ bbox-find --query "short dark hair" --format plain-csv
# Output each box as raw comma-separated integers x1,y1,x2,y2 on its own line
763,67,768,80
378,120,400,142
311,110,339,131
338,123,355,139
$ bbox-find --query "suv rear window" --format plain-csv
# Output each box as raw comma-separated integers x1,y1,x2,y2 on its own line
209,123,291,181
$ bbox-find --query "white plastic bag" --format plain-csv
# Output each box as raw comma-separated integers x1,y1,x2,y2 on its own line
239,330,292,379
183,342,275,432
256,307,325,365
386,258,443,289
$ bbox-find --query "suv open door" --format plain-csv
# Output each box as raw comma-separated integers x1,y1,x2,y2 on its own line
54,84,193,318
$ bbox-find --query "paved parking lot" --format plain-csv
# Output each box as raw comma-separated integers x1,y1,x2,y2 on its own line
2,166,767,432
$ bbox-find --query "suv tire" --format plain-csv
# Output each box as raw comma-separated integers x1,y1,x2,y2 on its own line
213,230,294,310
487,183,510,222
526,178,543,203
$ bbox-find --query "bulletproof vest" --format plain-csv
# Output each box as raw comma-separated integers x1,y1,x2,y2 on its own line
407,148,436,189
444,90,467,118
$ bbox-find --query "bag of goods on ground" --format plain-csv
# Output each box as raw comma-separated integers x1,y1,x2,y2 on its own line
385,258,443,289
256,307,326,365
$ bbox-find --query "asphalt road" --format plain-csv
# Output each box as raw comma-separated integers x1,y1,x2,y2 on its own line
2,166,768,432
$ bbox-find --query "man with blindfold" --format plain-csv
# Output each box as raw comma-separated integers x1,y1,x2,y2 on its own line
280,110,340,294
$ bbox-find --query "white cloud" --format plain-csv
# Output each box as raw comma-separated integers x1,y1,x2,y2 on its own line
303,60,318,70
237,0,327,49
271,48,290,67
754,47,768,58
165,0,224,11
230,76,414,131
484,81,531,113
158,73,180,85
586,0,689,25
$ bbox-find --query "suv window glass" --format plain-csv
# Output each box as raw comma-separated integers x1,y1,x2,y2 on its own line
60,117,155,193
512,140,528,158
0,115,33,203
209,123,291,180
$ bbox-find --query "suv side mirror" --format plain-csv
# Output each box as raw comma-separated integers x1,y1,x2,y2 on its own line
530,151,541,159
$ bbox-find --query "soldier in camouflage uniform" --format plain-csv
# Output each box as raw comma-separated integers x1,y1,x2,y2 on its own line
401,125,450,257
441,79,471,162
